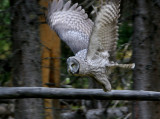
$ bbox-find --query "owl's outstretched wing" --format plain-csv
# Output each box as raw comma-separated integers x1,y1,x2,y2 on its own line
47,0,94,54
87,0,120,61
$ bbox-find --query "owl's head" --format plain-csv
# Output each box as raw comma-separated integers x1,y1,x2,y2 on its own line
67,57,80,75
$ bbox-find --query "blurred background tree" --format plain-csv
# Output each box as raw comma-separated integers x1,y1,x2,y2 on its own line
10,0,44,119
132,0,160,119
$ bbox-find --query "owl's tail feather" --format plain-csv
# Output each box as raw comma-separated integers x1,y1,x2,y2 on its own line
108,63,135,69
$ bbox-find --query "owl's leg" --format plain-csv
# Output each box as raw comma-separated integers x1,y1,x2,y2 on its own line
94,74,112,92
101,82,111,92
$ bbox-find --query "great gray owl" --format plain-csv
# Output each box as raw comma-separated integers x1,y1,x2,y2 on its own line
47,0,135,92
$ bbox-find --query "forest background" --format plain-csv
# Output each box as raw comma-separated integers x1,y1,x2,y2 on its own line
0,0,160,119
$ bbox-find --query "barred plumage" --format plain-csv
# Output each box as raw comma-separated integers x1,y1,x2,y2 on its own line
47,0,94,54
87,0,120,61
47,0,134,92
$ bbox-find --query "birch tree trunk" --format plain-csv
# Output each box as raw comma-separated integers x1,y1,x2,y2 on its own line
11,0,44,118
132,0,160,119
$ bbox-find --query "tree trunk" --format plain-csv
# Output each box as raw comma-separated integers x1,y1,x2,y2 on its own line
39,0,61,119
132,0,160,119
11,0,44,118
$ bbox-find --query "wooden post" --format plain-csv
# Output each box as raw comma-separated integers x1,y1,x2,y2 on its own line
39,0,61,119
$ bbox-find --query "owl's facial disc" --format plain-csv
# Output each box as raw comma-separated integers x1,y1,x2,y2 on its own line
67,58,80,75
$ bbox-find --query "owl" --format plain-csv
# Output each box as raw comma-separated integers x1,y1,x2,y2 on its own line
47,0,134,92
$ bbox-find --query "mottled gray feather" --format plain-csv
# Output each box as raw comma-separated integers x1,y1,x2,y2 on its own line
56,0,63,11
70,3,78,10
62,1,71,11
47,0,94,54
87,0,120,61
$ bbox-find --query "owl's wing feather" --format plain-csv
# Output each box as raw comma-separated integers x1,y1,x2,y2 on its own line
87,0,120,61
47,0,94,54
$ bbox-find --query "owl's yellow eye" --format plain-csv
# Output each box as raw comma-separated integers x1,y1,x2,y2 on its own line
71,64,75,67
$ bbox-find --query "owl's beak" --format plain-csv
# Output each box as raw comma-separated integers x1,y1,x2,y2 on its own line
67,68,72,75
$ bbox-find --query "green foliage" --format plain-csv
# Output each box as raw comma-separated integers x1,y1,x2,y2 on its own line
0,0,11,58
0,0,11,85
118,22,133,47
111,21,133,91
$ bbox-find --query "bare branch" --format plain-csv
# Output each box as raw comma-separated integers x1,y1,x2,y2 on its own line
0,87,160,101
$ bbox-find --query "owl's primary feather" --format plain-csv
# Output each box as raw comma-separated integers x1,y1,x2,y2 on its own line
47,0,94,54
87,0,120,61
